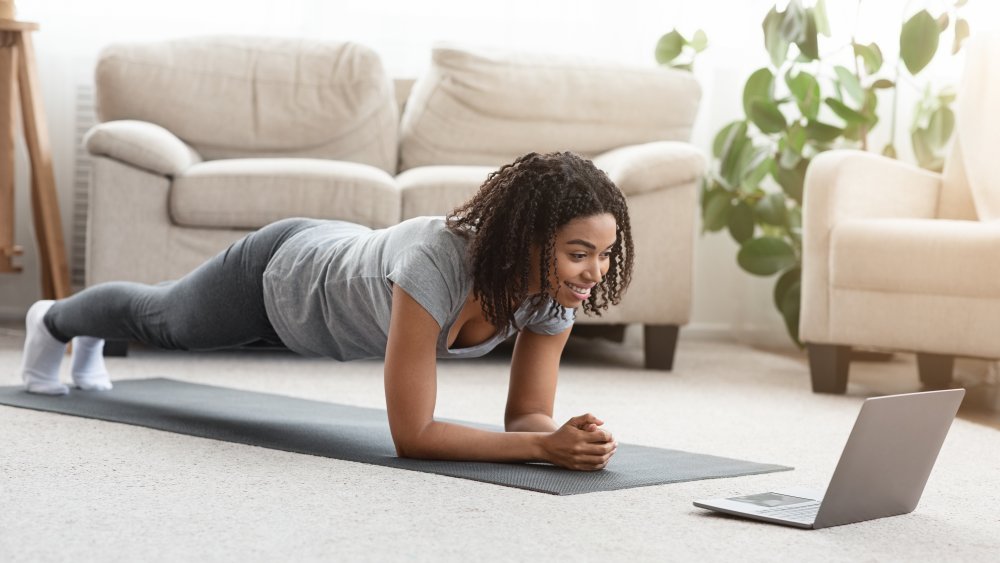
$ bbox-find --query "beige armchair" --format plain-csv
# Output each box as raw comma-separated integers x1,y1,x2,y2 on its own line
800,35,1000,393
84,36,705,368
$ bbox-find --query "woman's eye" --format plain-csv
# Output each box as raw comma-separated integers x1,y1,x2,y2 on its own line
570,254,587,260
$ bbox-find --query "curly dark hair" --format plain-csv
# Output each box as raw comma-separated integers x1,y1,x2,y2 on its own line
446,151,634,330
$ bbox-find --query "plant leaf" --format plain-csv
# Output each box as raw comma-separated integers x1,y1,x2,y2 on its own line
756,192,788,226
826,97,866,124
780,0,807,44
804,120,843,142
691,29,709,52
871,78,895,89
786,123,807,154
773,266,802,313
775,157,809,204
796,8,819,60
814,0,831,37
712,120,747,159
728,200,756,243
882,143,898,158
778,276,802,346
750,100,787,134
702,188,732,232
853,42,883,75
834,66,864,105
763,7,789,67
953,18,970,54
743,68,775,117
743,155,774,190
785,70,821,119
737,236,797,276
655,30,686,64
900,10,940,75
937,12,950,32
721,134,754,188
927,106,956,149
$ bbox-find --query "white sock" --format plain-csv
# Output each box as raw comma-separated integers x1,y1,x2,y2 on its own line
71,336,113,391
19,300,69,396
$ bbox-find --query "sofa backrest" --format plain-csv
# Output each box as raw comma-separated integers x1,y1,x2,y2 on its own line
94,36,399,174
398,44,701,172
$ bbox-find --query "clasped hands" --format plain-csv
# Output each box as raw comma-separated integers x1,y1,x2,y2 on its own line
542,413,618,471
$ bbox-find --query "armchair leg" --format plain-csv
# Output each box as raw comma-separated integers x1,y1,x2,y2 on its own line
807,344,851,394
644,324,679,371
916,353,954,390
103,339,129,357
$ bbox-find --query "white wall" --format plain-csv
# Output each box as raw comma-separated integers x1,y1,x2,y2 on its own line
2,0,994,346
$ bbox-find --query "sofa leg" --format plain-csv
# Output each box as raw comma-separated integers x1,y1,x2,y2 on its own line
807,344,850,394
103,339,129,357
916,353,954,390
644,324,679,371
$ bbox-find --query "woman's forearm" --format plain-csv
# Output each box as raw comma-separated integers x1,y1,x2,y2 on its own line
505,413,558,433
395,420,548,463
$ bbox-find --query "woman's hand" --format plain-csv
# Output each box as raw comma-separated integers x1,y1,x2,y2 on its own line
540,413,618,471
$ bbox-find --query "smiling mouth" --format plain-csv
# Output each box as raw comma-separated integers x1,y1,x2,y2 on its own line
566,282,593,299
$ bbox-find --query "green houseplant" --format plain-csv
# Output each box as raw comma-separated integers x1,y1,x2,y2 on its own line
656,0,971,345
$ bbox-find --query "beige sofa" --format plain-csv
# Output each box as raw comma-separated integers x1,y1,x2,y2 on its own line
800,35,1000,393
84,36,705,368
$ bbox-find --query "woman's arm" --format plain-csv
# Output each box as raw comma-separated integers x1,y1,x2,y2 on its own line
506,327,618,469
383,286,616,470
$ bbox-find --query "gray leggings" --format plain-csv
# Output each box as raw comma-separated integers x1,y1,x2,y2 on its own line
45,218,323,350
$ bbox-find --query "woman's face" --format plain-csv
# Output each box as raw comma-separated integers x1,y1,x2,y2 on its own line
529,213,618,308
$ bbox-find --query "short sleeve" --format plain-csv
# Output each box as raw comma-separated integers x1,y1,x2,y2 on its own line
524,303,576,335
386,238,467,330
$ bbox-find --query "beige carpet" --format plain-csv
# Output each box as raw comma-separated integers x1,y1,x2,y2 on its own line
1,328,998,562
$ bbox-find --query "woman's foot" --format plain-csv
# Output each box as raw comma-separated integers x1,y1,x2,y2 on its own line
71,336,113,391
19,300,69,395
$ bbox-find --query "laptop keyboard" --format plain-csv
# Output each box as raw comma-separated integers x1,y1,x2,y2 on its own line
758,501,821,523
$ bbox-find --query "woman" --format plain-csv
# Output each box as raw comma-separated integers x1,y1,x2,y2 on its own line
19,151,634,471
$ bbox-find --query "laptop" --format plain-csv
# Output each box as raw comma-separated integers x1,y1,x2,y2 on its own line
693,388,965,529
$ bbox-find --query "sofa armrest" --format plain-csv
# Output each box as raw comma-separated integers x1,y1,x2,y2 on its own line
591,141,705,197
84,120,202,177
800,149,943,343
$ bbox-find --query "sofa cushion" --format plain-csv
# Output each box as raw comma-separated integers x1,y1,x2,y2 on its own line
593,142,705,197
95,36,399,174
831,218,1000,298
396,165,495,219
170,159,400,229
398,44,701,172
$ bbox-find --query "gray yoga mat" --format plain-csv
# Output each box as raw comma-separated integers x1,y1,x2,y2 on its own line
0,378,791,495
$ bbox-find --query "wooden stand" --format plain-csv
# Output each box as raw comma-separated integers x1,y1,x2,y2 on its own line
0,20,70,299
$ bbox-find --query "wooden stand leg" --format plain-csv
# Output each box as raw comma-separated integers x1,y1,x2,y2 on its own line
644,324,680,371
807,343,851,394
16,31,70,299
0,37,21,273
917,353,954,390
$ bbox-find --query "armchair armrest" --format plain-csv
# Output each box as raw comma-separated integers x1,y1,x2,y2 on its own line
592,141,705,197
84,120,202,177
801,149,943,343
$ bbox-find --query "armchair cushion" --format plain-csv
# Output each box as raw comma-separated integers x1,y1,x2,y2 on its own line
84,120,202,176
592,142,705,196
832,218,1000,298
398,44,700,171
396,165,494,220
170,159,400,229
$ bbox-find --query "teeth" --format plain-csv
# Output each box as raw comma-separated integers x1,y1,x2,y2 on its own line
568,283,591,294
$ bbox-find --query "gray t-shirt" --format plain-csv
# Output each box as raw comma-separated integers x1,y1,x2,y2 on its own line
262,216,575,360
